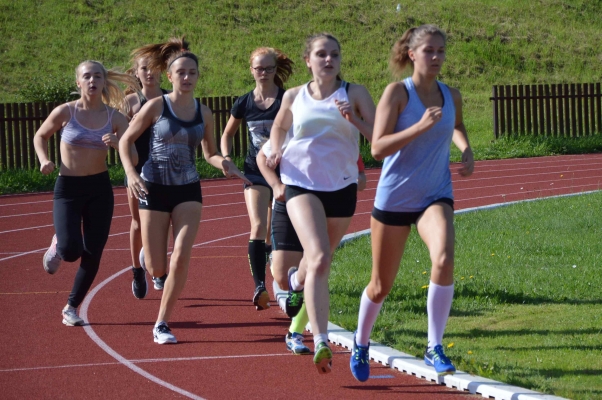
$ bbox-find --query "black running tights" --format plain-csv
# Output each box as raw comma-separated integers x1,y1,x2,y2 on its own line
53,172,114,308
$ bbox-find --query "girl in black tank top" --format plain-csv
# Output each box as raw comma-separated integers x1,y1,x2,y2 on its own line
219,47,294,311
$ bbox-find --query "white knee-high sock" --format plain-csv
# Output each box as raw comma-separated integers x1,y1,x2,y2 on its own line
356,288,384,347
291,270,304,291
427,281,454,349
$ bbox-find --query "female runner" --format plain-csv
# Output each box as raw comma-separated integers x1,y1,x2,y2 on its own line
220,47,293,310
267,33,375,373
125,46,171,299
349,25,474,381
34,60,134,326
119,38,249,344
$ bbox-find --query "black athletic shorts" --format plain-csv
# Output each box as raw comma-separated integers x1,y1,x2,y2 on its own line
371,198,454,227
271,200,303,252
285,183,357,218
138,180,202,213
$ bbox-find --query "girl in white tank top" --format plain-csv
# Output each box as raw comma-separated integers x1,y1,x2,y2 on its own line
266,33,375,374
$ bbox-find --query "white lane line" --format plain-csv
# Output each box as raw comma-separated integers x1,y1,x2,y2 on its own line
0,353,293,373
0,212,249,235
0,221,248,262
79,232,251,399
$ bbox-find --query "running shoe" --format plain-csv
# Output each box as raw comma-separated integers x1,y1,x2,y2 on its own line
285,332,311,355
153,322,177,344
424,344,456,375
349,331,370,382
273,280,287,313
313,342,333,374
152,274,167,291
138,248,147,272
62,306,84,326
253,285,270,310
43,234,62,274
131,266,148,299
285,267,304,318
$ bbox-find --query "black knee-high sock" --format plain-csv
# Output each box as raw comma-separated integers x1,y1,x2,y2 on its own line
248,240,266,288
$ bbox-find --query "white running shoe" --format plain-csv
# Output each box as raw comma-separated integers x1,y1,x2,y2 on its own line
43,235,62,274
62,306,84,326
153,322,177,344
138,248,147,272
272,279,287,312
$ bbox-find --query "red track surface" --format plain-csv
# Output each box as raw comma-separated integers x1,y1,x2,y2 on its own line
1,154,601,399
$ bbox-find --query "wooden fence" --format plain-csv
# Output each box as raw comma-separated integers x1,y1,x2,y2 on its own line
491,83,602,138
0,96,250,171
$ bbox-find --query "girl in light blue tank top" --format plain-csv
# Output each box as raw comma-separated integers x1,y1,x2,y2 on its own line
349,25,475,382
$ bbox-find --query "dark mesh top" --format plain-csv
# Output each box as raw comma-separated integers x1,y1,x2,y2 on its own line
231,88,285,174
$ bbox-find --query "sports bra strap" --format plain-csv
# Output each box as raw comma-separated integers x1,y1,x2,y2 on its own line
342,80,350,93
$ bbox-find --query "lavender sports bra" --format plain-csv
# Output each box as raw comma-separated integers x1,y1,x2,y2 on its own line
61,101,115,150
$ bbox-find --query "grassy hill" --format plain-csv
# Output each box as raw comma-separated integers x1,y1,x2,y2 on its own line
1,0,602,151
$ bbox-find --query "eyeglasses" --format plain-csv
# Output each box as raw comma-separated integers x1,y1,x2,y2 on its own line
252,66,276,74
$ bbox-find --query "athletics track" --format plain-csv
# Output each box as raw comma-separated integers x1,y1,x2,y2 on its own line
0,154,601,399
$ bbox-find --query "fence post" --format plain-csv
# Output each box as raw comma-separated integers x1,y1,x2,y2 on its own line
0,104,5,170
491,86,498,138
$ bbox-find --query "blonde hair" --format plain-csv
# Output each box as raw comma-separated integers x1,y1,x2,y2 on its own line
303,33,342,80
75,60,139,114
249,47,294,89
390,25,447,77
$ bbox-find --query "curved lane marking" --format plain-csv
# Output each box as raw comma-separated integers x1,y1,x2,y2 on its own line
80,232,249,400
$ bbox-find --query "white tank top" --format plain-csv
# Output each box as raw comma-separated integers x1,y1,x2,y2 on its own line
280,81,359,191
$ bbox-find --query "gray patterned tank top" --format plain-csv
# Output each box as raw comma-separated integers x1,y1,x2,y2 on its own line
141,95,205,185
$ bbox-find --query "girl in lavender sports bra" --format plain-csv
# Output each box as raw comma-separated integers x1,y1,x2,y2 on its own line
34,60,135,328
61,101,116,150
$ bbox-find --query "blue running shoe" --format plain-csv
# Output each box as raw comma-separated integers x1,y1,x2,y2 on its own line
285,267,304,318
424,344,456,375
313,342,333,374
285,332,311,355
350,331,370,382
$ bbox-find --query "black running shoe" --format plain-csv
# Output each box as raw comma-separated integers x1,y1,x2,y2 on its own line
153,274,167,290
132,266,148,299
253,285,270,311
285,267,304,318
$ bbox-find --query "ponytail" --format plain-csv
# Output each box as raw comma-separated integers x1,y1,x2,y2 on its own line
389,25,447,78
249,47,294,89
75,60,139,114
131,37,198,73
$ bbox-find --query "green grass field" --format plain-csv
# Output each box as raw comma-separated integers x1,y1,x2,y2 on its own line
330,191,602,399
1,0,602,151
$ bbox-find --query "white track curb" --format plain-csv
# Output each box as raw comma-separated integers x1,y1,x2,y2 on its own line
313,195,595,400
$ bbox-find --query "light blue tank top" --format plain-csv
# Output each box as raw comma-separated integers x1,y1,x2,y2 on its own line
374,78,455,212
141,95,204,185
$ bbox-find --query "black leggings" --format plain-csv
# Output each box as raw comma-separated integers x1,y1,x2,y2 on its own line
53,172,114,308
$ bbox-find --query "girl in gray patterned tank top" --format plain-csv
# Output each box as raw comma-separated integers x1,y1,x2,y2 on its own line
119,38,250,345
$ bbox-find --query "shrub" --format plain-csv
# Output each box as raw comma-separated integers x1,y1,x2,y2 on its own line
18,75,77,103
